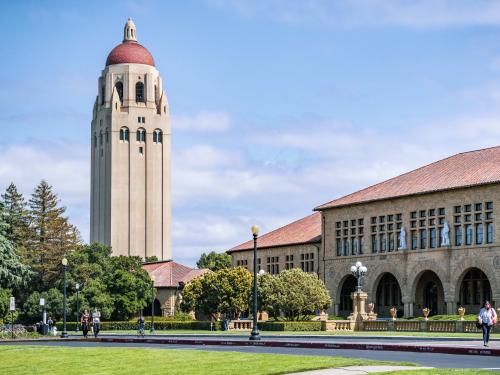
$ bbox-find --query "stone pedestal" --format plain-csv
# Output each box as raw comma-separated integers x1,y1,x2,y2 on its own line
347,291,377,330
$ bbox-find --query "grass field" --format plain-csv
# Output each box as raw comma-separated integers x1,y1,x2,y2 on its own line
0,345,409,375
378,370,494,375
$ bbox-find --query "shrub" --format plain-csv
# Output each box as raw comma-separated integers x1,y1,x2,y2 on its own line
259,321,322,331
56,320,223,331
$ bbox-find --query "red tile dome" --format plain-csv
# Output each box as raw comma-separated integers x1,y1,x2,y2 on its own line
106,41,155,67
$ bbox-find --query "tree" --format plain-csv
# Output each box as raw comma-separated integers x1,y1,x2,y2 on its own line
27,180,81,289
0,203,32,290
180,267,252,319
275,269,331,320
0,288,11,323
196,251,231,271
257,273,283,320
1,183,31,260
21,288,63,323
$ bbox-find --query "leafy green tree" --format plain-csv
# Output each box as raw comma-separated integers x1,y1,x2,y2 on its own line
28,180,81,289
1,183,31,260
196,251,231,271
257,273,283,320
21,288,64,323
145,256,158,263
0,288,11,323
0,203,32,290
276,269,331,320
181,267,252,319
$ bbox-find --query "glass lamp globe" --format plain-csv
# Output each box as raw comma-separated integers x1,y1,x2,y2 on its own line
355,261,362,268
350,266,357,273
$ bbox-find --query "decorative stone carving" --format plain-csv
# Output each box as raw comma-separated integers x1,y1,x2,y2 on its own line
367,302,377,321
398,227,407,250
441,221,450,247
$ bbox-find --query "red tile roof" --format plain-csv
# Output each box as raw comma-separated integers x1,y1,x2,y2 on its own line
315,146,500,210
142,261,208,288
228,212,322,253
106,41,155,67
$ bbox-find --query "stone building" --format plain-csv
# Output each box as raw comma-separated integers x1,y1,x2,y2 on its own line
90,19,171,260
143,261,208,317
228,213,321,275
228,146,500,318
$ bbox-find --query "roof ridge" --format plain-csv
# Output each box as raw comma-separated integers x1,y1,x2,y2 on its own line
315,146,498,210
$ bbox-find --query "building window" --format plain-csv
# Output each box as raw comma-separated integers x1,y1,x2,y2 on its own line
486,223,493,244
465,224,473,245
420,229,427,249
486,201,493,210
371,235,377,253
438,207,445,216
285,255,294,270
429,228,436,248
300,253,314,272
351,238,357,255
359,236,364,255
388,232,394,252
99,131,103,145
455,226,463,246
119,127,129,142
94,133,97,148
411,231,417,250
475,203,483,211
153,129,163,144
100,85,105,105
136,82,145,102
380,234,386,253
476,223,484,245
267,257,279,275
139,146,144,155
105,129,109,143
115,81,123,102
336,240,342,256
344,239,350,256
136,128,146,142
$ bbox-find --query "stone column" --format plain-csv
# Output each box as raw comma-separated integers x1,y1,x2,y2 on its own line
402,296,414,318
445,298,456,315
333,303,340,316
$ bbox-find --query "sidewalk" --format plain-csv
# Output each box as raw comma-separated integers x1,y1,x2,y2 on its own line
290,366,432,374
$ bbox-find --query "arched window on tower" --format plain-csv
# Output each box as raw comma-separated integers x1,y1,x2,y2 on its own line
94,133,97,148
119,127,129,142
136,128,146,142
100,85,105,105
136,82,144,102
154,84,158,103
115,81,123,103
153,129,163,144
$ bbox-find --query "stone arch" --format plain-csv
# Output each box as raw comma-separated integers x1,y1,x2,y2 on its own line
374,272,403,318
365,263,406,303
451,259,499,304
454,266,494,314
406,260,449,301
411,270,446,316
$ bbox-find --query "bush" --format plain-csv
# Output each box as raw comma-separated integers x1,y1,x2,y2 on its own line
56,320,224,331
259,321,322,331
411,314,477,321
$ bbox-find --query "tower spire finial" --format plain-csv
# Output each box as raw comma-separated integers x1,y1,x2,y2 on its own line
123,18,137,42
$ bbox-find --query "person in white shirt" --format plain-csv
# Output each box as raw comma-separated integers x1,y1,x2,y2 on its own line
92,308,101,338
477,300,497,347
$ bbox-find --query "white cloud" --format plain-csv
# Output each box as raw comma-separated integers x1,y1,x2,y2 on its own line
207,0,500,29
173,111,232,132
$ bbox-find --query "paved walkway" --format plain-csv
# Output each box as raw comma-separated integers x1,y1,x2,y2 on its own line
290,366,432,374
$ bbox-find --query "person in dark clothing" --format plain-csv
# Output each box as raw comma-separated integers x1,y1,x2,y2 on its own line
81,309,90,338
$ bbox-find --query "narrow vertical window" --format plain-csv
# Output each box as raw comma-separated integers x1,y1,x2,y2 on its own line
352,238,357,255
388,233,394,252
411,231,417,250
359,236,364,255
420,229,427,249
486,223,493,244
153,129,163,144
120,127,129,142
429,228,436,248
336,240,342,256
94,133,97,148
99,131,103,145
344,239,349,256
115,82,123,102
455,226,463,246
476,223,484,245
465,224,473,245
380,234,386,252
136,128,146,142
371,235,377,253
135,82,144,102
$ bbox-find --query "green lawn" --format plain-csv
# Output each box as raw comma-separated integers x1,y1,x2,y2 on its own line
0,345,409,375
97,329,486,338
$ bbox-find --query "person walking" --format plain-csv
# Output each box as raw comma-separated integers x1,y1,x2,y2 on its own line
92,308,101,338
137,315,145,337
81,309,90,339
478,300,497,347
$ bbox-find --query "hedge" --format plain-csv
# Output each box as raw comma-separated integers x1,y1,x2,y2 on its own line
56,321,224,331
259,321,322,331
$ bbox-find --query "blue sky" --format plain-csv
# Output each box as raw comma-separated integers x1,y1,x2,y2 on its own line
2,0,500,266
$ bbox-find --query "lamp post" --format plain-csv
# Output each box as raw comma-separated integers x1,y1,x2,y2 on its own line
350,261,367,293
75,283,80,332
249,225,261,341
61,257,68,338
150,275,155,334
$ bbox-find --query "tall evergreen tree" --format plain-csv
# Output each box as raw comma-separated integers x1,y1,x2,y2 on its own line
1,183,31,260
28,180,81,289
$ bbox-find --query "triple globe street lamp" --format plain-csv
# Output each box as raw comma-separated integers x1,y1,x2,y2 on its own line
350,261,368,293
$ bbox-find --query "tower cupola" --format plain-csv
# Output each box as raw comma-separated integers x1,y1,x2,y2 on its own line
123,18,137,42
